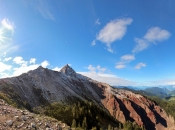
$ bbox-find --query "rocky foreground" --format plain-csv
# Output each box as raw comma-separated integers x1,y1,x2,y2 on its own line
0,99,70,130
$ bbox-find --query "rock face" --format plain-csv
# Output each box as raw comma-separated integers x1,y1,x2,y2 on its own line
0,65,174,130
0,99,70,130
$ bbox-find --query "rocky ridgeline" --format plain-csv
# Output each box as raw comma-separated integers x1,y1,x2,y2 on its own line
0,99,70,130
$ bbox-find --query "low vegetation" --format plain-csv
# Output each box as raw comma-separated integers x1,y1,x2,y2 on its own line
148,96,175,119
42,101,120,130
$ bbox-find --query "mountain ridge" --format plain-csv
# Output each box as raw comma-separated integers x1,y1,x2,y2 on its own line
0,65,174,130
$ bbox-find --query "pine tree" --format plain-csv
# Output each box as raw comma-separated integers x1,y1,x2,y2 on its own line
119,123,122,130
71,119,76,128
108,124,112,130
82,117,87,129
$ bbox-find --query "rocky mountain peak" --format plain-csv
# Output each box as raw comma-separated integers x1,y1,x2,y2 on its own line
60,64,76,77
37,66,44,70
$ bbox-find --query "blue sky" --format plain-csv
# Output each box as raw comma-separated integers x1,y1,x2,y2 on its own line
0,0,175,86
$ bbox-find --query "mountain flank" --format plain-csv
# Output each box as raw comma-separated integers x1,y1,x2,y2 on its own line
0,65,175,130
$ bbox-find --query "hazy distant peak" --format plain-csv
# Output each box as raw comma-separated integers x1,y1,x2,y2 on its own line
60,64,76,77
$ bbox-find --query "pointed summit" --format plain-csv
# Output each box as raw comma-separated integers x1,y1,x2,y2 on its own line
37,66,44,69
60,64,76,77
36,66,47,71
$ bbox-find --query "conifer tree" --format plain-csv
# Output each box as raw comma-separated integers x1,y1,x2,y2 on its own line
82,117,87,129
71,119,76,128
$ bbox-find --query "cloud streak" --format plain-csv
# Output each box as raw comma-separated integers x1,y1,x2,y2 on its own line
23,0,55,20
120,54,135,62
79,64,137,86
115,62,126,69
0,18,17,56
93,18,133,53
115,54,135,69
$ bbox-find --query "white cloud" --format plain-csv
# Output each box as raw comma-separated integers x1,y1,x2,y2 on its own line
145,79,175,86
53,67,62,71
96,65,107,73
79,65,137,86
115,62,126,69
41,60,50,68
88,65,97,72
0,18,17,55
3,57,12,62
132,38,149,54
79,71,137,86
134,62,146,69
132,27,170,54
144,27,171,43
30,58,36,64
120,54,135,62
13,64,39,76
93,18,132,52
1,18,14,32
0,73,11,78
0,62,12,72
87,65,107,74
13,56,27,65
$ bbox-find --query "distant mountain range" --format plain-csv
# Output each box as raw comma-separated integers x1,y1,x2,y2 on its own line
115,85,175,99
0,65,174,130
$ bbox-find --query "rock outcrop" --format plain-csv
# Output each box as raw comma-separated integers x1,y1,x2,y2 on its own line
0,99,70,130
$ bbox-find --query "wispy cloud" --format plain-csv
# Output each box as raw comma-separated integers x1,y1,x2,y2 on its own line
117,27,171,70
115,62,126,69
23,0,55,20
3,57,12,62
115,54,135,69
0,18,17,56
144,27,171,43
134,62,146,69
95,18,100,25
142,78,175,86
132,38,149,54
132,27,171,54
79,64,137,86
91,40,96,46
87,65,107,73
30,58,36,64
1,18,14,32
92,18,133,53
120,54,135,62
